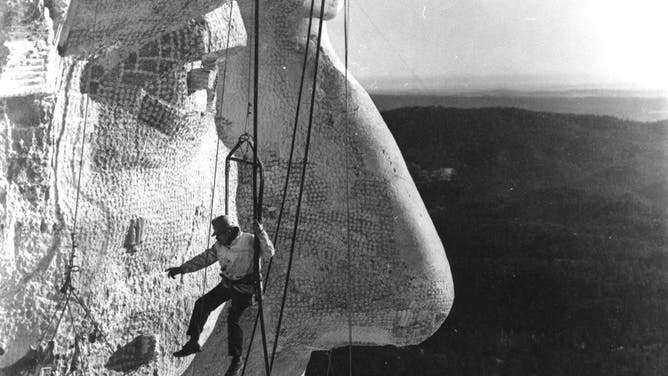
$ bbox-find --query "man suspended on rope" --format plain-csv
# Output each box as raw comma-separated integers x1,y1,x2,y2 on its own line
165,214,275,374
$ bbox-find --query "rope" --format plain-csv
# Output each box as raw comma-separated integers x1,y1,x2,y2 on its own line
240,0,318,373
66,297,83,376
326,349,335,376
38,285,68,343
48,0,100,343
36,56,72,348
343,1,354,375
48,289,72,343
202,0,236,296
241,0,330,373
268,0,327,373
202,145,219,294
66,299,81,341
265,0,319,371
70,289,114,352
244,0,254,136
263,0,317,296
39,2,118,362
251,0,272,374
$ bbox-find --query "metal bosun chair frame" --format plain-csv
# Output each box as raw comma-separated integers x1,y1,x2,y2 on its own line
222,133,271,373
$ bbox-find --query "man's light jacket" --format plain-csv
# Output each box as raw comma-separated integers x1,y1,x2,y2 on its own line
180,228,275,283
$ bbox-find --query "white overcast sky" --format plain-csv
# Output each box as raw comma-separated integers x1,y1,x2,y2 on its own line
327,0,668,93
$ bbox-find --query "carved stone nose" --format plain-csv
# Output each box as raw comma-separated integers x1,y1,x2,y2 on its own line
386,196,454,344
326,131,454,345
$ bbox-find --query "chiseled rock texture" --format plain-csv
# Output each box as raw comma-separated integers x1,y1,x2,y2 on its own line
0,1,454,375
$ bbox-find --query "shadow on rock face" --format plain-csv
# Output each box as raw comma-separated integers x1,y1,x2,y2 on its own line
105,335,158,372
0,341,55,376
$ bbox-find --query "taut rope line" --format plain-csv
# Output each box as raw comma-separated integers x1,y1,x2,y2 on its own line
240,0,320,373
203,0,237,295
250,0,272,374
268,0,328,373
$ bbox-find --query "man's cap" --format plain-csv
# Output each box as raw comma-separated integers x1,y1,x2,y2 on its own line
211,215,239,237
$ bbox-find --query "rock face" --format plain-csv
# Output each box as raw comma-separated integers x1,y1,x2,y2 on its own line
0,1,454,375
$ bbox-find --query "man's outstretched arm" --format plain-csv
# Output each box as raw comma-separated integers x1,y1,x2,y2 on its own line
166,248,217,278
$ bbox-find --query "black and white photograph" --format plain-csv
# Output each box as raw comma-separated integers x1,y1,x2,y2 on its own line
1,0,666,375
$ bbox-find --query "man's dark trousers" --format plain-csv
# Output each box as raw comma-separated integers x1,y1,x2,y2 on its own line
186,280,253,357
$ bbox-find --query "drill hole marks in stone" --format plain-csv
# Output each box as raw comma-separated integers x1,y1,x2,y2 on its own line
105,334,158,372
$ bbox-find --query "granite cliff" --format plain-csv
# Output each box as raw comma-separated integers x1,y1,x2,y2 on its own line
0,1,453,375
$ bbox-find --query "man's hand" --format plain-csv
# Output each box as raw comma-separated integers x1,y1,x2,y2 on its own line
165,267,184,279
252,220,263,236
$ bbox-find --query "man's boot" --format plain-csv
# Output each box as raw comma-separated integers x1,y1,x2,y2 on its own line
224,356,243,376
173,339,201,357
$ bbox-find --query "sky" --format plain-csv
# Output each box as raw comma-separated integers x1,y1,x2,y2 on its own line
327,0,668,93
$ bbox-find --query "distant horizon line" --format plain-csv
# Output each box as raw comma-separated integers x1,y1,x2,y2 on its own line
358,74,668,97
368,88,668,99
